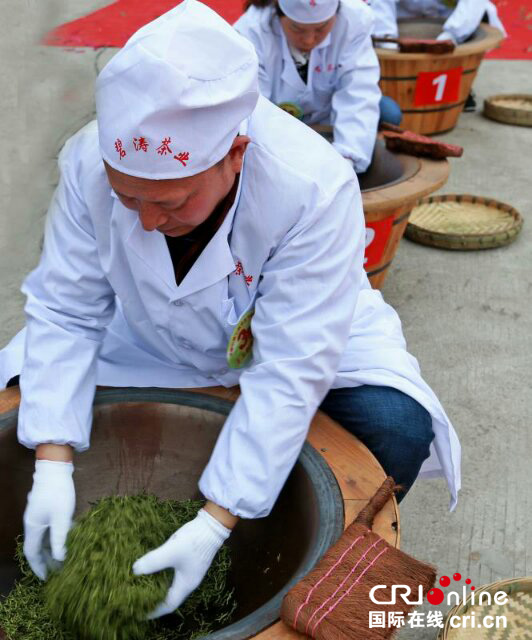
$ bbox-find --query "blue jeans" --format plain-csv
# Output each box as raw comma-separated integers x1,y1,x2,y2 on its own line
379,96,403,126
320,385,433,502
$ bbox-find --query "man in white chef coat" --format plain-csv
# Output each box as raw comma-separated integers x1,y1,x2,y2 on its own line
0,0,460,618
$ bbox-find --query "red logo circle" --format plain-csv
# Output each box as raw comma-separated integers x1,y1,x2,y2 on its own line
427,588,445,605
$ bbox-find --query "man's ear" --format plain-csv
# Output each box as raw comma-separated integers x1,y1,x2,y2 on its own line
227,135,251,173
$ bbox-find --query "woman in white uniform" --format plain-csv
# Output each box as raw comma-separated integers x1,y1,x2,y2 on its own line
0,0,460,618
235,0,402,173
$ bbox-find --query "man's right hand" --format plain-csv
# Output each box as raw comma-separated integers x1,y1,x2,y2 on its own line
23,458,76,580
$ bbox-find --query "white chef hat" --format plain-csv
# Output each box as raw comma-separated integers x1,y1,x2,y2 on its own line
278,0,339,24
95,0,259,179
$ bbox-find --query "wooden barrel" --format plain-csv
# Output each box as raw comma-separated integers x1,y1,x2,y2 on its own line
311,127,450,289
376,21,504,135
0,385,399,640
362,149,449,288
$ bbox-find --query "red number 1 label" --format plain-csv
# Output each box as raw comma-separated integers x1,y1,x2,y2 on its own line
432,73,447,101
413,67,462,106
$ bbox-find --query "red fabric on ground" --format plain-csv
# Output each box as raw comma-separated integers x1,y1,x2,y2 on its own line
43,0,245,48
43,0,532,58
486,0,532,59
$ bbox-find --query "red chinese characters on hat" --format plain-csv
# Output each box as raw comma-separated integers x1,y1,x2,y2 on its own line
113,135,190,168
114,138,126,159
174,151,190,167
133,137,149,152
156,137,173,156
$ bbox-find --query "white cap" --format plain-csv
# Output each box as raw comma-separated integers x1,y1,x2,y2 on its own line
95,0,259,179
278,0,339,25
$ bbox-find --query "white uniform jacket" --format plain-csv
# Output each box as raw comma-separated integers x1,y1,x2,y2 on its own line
234,0,381,173
369,0,505,44
0,97,460,516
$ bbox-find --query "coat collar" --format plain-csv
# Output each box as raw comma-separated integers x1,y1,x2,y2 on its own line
120,156,246,300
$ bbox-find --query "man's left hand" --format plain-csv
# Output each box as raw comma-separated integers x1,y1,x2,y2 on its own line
133,508,231,619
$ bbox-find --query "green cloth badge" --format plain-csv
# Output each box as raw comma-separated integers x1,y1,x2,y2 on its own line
227,309,254,369
278,102,304,119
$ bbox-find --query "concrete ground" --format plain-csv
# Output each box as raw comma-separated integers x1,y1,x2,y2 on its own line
1,2,531,639
386,60,532,639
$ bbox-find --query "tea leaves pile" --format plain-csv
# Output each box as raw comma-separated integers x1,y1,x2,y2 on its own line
0,495,236,640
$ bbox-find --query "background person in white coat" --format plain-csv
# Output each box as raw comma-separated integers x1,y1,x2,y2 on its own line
369,0,505,45
0,0,460,618
235,0,402,173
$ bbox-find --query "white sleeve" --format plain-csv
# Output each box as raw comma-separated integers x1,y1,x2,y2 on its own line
18,146,115,451
368,0,399,38
234,13,274,100
485,2,506,36
199,176,366,518
443,0,488,43
257,60,275,100
330,29,381,173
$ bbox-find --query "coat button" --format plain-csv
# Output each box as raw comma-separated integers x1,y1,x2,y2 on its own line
219,368,228,375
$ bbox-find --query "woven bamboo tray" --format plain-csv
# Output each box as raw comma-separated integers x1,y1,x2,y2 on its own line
406,194,523,250
438,577,532,639
484,94,532,127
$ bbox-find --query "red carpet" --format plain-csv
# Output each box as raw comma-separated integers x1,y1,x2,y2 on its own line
486,0,532,59
44,0,532,59
43,0,243,48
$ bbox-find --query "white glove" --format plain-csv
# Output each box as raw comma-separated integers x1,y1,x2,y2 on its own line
23,460,76,580
437,30,457,44
133,508,231,619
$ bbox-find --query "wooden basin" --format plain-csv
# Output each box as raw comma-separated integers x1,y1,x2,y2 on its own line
313,127,449,288
0,385,399,639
